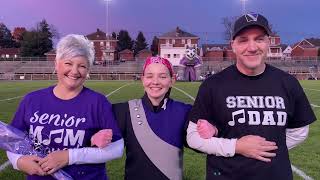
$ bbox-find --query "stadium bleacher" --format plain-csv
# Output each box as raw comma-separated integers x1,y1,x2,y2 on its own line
0,58,319,80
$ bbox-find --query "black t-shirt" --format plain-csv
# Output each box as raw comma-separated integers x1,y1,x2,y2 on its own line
189,64,316,180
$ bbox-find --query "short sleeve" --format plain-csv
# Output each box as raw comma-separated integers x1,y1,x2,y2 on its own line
287,78,316,128
10,96,28,132
188,80,213,124
112,103,128,138
99,97,122,142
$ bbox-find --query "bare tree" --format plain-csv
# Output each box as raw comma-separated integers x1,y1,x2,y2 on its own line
221,16,238,41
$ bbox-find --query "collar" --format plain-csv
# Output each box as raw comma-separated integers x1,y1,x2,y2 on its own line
142,93,170,113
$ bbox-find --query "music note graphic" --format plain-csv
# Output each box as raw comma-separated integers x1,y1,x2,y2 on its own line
42,129,64,145
228,109,245,126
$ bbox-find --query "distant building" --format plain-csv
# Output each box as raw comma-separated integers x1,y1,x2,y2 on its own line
158,27,199,66
201,44,235,61
136,49,152,60
45,49,56,61
86,29,118,63
0,48,20,58
282,45,292,59
119,49,134,61
291,38,320,59
268,34,283,59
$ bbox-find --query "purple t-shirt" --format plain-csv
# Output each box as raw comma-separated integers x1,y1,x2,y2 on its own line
11,86,122,180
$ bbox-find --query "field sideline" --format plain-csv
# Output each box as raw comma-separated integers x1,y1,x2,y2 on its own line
0,80,319,180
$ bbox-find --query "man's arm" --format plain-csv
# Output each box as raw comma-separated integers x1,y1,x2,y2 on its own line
286,125,309,150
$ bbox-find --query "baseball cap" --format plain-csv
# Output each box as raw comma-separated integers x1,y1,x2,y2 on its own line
232,13,271,39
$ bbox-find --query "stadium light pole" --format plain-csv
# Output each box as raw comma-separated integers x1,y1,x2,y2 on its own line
240,0,248,14
104,0,112,35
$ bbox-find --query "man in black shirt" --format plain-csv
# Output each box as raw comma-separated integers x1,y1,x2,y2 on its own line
186,13,316,180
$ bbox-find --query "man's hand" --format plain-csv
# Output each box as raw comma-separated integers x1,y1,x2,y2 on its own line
236,135,278,162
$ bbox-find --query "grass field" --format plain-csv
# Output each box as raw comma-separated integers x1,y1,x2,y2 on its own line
0,80,319,180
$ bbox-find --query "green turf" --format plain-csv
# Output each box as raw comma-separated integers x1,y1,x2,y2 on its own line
0,80,319,180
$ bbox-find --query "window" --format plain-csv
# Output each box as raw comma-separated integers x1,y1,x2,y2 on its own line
187,39,191,45
100,41,104,46
271,38,275,45
174,54,180,58
181,39,185,44
166,54,171,58
166,39,170,44
106,42,111,49
172,39,175,44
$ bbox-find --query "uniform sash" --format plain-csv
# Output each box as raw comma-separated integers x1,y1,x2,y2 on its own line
128,99,183,180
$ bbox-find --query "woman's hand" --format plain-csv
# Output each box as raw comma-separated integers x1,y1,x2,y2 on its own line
91,129,113,148
38,150,69,174
197,119,218,139
17,155,46,176
236,135,278,162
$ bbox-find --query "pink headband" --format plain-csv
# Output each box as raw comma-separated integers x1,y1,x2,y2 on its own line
143,56,174,76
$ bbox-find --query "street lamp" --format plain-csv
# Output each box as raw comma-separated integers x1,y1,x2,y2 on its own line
104,0,112,35
240,0,248,15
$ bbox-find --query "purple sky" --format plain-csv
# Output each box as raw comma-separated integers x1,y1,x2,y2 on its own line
1,0,320,46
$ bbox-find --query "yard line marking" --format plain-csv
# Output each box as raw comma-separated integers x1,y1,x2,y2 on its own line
172,86,195,101
105,82,133,97
0,83,133,102
173,85,314,180
302,88,320,108
0,161,10,172
303,88,320,92
310,104,320,108
291,165,314,180
0,82,134,173
0,96,23,102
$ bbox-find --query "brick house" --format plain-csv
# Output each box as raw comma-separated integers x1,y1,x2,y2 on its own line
45,49,56,61
291,38,320,59
119,49,134,61
86,29,118,63
201,44,235,61
158,27,199,66
136,49,152,60
268,34,283,59
0,48,20,58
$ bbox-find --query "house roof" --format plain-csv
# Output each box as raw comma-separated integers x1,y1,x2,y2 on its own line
202,44,231,52
292,38,320,50
159,27,198,39
306,38,320,47
86,29,117,41
0,48,20,54
44,49,56,55
280,44,288,51
119,49,133,54
138,49,152,54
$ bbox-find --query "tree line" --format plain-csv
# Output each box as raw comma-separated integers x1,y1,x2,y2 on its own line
0,19,56,57
110,30,158,56
0,20,159,58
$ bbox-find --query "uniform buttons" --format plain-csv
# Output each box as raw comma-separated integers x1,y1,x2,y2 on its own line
138,121,143,125
134,107,138,111
136,114,141,118
213,170,221,176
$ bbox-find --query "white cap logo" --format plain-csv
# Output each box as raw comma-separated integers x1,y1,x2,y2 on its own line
245,13,259,22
